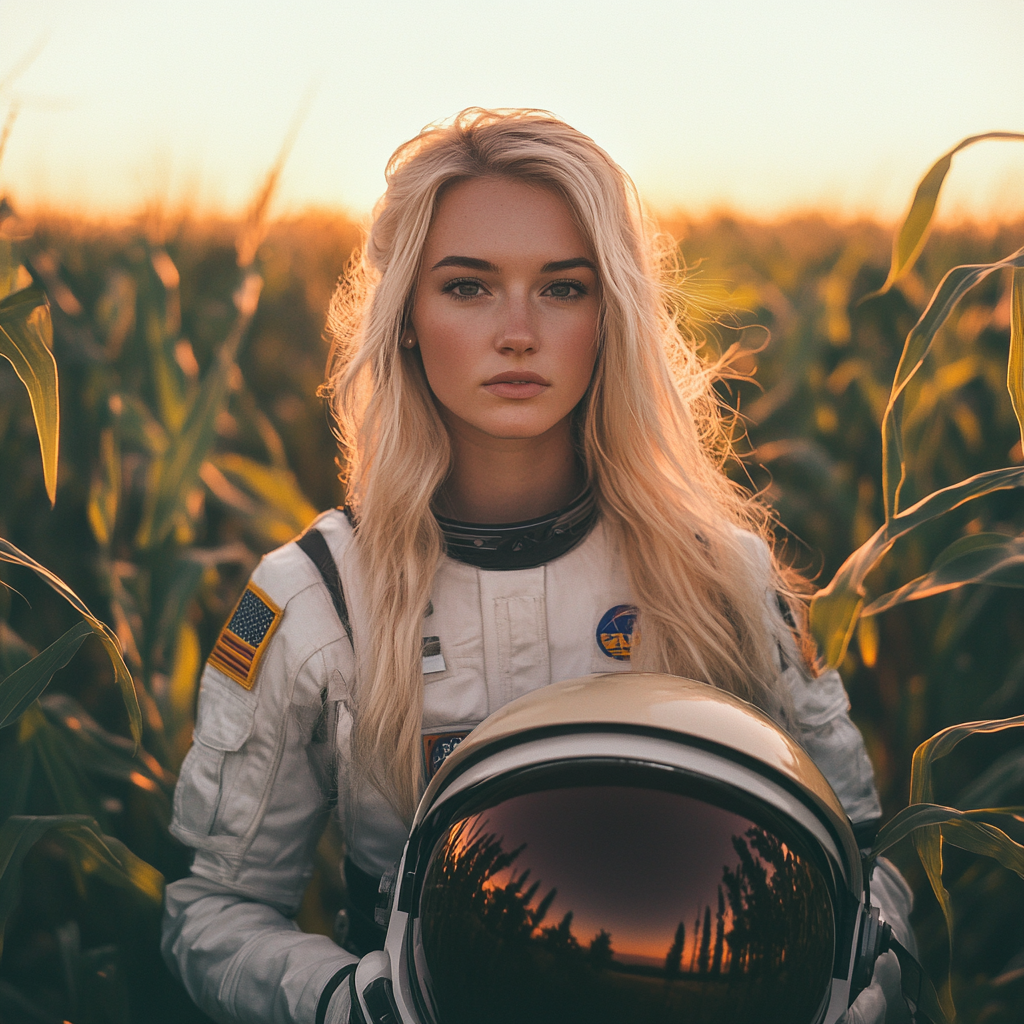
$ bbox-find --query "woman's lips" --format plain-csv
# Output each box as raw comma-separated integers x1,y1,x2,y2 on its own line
482,371,550,400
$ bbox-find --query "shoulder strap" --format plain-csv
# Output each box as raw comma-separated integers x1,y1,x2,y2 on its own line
297,527,353,646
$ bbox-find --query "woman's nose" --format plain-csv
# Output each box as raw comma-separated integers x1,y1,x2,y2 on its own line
496,293,538,354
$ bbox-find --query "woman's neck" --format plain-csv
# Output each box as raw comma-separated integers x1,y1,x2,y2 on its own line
436,416,583,523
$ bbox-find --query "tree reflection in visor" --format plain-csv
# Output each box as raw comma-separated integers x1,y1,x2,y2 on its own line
414,768,835,1024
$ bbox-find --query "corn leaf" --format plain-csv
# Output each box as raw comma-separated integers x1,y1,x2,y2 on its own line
1010,268,1024,448
882,245,1024,521
863,533,1024,616
910,713,1024,806
87,426,120,548
209,451,318,545
954,749,1024,810
236,88,314,269
40,694,174,815
909,715,1024,1017
869,800,1024,872
811,466,1024,665
0,537,142,746
871,131,1024,298
0,240,20,301
136,272,262,548
0,814,162,956
116,392,169,456
0,620,92,728
141,250,189,434
0,285,58,505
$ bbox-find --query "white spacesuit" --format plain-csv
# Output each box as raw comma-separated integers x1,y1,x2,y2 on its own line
161,506,912,1024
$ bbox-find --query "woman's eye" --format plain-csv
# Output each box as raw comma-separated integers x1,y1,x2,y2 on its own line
545,280,586,299
443,279,484,298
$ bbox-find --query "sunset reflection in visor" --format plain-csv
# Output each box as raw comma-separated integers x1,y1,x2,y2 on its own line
414,771,836,1024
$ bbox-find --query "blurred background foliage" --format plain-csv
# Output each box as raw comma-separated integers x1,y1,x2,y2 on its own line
0,188,1022,1022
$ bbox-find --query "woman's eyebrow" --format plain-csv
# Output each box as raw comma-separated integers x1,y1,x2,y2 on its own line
541,257,597,273
431,255,498,272
430,255,597,273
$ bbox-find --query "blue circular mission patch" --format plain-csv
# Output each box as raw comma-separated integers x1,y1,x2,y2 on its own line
596,604,637,660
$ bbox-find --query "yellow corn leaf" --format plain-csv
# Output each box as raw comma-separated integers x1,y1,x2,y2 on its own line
811,466,1024,666
882,245,1024,521
0,538,142,747
210,451,318,544
855,614,878,668
870,131,1024,299
236,85,315,269
1010,267,1024,448
0,285,58,505
863,533,1024,616
0,239,19,300
87,427,120,548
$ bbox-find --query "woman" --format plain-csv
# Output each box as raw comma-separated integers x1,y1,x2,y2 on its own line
162,108,911,1024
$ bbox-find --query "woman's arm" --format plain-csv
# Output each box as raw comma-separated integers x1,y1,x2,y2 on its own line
162,545,356,1024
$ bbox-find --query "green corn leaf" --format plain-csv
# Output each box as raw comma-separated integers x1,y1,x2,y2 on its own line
866,716,1024,1022
909,715,1024,1017
22,705,99,817
0,284,58,505
136,271,262,548
141,250,189,434
0,814,162,957
40,694,174,816
811,466,1024,665
882,245,1024,521
0,537,142,747
863,533,1024,616
870,131,1024,298
954,749,1024,811
0,620,35,677
116,392,169,456
1010,268,1024,449
869,800,1024,871
910,713,1024,806
0,620,92,728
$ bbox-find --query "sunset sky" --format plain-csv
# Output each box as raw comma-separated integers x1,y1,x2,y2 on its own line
1,0,1022,222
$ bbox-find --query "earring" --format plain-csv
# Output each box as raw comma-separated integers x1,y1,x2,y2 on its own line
402,334,416,349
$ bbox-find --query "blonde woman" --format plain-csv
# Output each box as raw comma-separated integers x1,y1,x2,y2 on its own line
162,109,911,1023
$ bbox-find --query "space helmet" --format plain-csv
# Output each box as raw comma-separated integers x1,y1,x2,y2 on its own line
347,673,906,1024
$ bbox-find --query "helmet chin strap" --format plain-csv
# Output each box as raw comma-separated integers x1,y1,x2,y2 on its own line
852,895,949,1024
888,936,951,1024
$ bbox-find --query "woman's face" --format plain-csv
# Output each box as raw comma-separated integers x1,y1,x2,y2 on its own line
410,176,600,445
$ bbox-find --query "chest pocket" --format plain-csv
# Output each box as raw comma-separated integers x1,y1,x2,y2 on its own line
493,594,551,707
173,677,257,837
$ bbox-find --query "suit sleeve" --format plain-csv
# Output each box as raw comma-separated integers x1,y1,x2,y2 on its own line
161,554,357,1024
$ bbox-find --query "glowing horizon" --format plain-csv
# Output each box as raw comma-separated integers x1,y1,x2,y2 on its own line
1,1,1022,225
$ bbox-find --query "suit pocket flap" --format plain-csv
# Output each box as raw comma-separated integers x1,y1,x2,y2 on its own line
194,675,257,751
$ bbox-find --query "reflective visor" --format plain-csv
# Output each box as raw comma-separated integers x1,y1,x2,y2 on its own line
412,765,835,1024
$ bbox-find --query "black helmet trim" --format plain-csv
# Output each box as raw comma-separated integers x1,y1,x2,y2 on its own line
415,723,861,892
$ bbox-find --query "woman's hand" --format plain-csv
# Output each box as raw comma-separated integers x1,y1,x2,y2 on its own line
841,950,909,1023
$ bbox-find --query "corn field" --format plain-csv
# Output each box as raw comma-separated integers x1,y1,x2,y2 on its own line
1,137,1023,1023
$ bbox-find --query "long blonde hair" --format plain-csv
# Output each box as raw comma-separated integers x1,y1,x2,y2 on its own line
325,108,798,820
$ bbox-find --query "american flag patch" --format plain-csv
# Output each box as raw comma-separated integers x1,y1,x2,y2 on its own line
208,583,282,690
